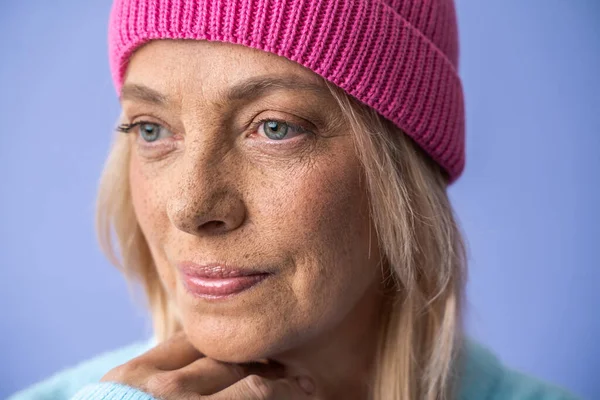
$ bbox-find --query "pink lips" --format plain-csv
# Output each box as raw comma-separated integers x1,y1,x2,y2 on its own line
178,262,270,300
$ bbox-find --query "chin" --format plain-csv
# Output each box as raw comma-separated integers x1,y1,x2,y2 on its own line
180,309,305,363
173,272,321,362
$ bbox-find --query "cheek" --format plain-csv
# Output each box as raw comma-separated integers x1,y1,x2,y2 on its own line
130,155,162,240
251,142,378,314
129,152,176,287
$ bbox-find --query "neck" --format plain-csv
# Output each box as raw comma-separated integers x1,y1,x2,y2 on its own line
272,283,385,399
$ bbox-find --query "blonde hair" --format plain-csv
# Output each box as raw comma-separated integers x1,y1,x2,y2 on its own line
96,81,467,400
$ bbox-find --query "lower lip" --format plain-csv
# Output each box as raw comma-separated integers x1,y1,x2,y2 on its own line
181,273,270,299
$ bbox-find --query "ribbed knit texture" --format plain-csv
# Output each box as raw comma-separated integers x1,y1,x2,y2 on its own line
108,0,465,182
71,383,154,400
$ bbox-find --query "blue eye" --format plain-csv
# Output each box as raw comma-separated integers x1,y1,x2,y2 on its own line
138,122,169,142
116,121,173,142
263,120,288,140
117,121,173,142
258,119,308,141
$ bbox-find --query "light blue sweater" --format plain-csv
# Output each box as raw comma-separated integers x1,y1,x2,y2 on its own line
8,339,577,400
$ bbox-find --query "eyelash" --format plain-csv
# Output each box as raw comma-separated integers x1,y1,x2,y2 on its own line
249,117,312,137
116,121,152,134
116,118,313,137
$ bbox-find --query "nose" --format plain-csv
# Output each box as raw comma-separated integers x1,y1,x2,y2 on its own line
166,154,246,236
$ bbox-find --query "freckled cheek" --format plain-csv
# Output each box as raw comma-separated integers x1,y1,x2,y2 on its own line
129,159,183,296
284,168,364,238
254,158,369,274
129,157,171,253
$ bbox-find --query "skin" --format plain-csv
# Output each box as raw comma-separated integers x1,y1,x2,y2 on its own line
116,39,385,399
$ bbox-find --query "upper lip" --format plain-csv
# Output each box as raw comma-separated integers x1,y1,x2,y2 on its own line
177,261,271,279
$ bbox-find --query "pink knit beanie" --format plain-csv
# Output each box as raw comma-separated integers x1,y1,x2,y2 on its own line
108,0,465,182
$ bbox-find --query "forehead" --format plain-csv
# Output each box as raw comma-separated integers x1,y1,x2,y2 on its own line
124,39,326,98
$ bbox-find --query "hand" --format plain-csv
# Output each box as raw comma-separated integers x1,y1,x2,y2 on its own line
101,331,315,399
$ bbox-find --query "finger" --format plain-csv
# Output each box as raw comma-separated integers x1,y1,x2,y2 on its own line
141,331,203,370
176,357,287,395
207,374,314,399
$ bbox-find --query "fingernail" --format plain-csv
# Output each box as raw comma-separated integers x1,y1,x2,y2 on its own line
296,376,315,395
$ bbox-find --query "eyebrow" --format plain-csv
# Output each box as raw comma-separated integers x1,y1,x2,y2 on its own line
120,75,331,106
224,75,330,102
121,83,168,105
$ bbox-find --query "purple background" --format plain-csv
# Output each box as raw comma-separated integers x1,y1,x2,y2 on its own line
1,1,598,398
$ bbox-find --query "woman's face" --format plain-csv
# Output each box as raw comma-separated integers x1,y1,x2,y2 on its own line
124,40,383,362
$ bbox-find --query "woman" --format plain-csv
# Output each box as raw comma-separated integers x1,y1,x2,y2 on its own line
9,0,577,399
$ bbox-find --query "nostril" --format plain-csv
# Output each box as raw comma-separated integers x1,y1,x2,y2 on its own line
200,220,226,232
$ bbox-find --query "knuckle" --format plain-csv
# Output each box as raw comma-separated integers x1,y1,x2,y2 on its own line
123,357,146,373
104,365,126,381
244,374,275,399
102,359,143,382
146,372,187,396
